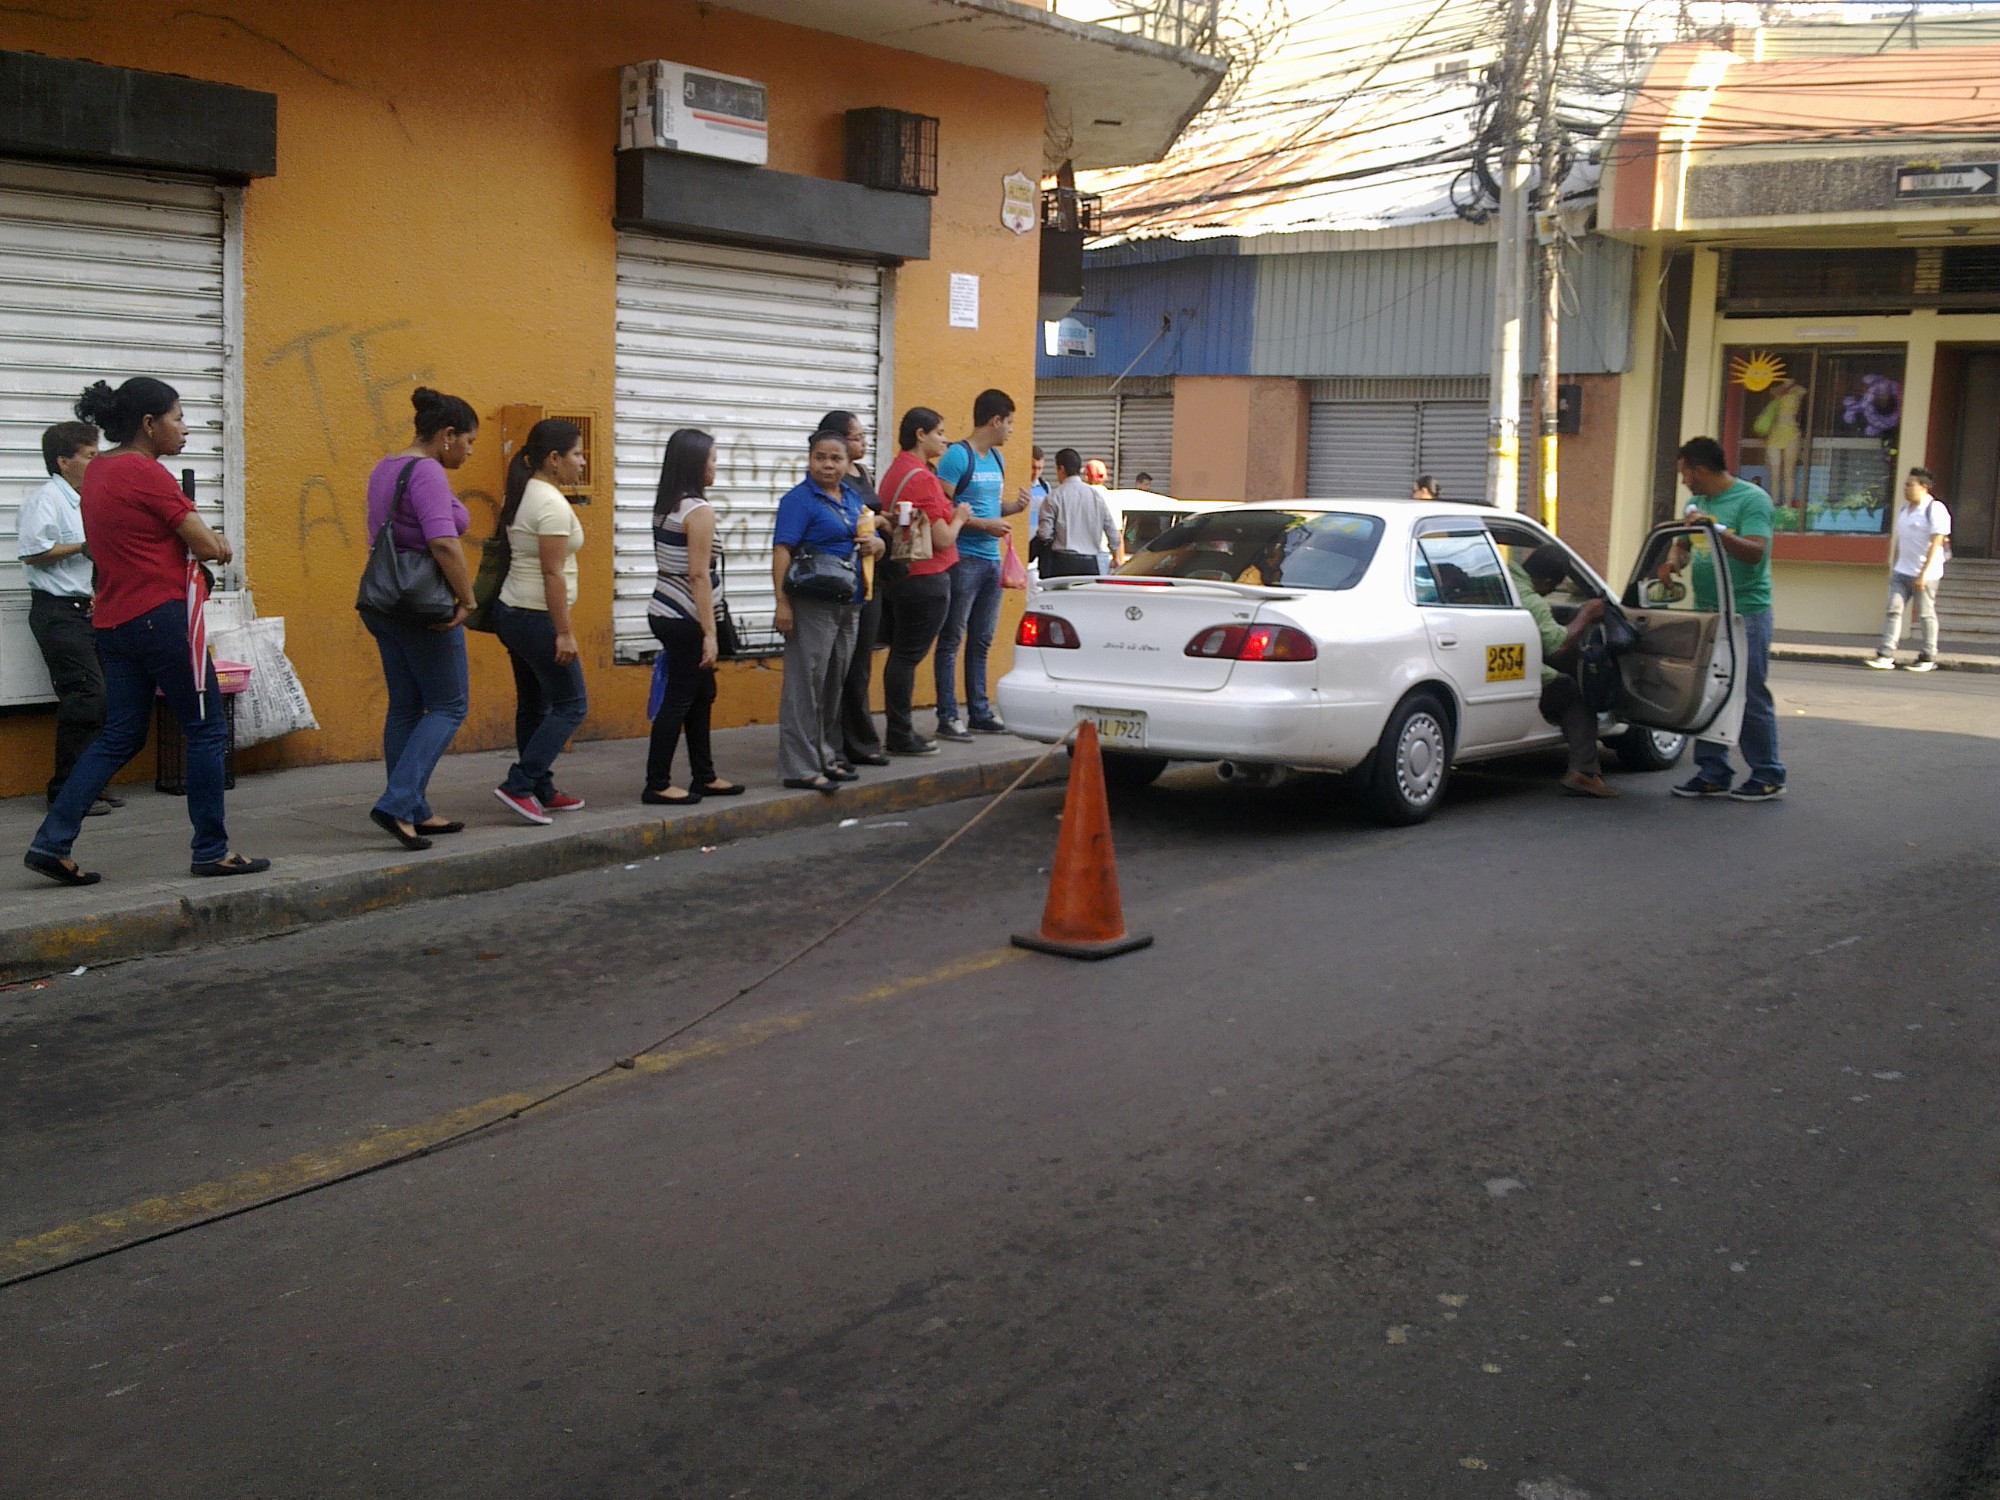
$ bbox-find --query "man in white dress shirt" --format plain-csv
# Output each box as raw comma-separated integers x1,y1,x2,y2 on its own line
17,420,115,813
1037,448,1122,578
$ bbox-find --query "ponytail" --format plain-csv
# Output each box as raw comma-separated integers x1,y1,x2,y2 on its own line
501,417,582,526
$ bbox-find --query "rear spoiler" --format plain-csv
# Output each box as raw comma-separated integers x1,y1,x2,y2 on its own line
1038,575,1306,602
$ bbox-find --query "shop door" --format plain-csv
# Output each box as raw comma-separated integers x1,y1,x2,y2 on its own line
0,160,232,705
1032,393,1171,493
1952,353,2000,557
1307,402,1418,497
1115,395,1173,492
1414,401,1491,508
613,235,883,659
1032,394,1118,481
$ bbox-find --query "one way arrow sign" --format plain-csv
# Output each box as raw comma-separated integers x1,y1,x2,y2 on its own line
1897,163,1999,198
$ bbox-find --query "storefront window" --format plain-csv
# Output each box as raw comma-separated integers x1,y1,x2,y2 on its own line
1720,345,1903,533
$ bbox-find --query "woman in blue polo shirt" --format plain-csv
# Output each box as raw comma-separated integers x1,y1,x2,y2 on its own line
771,428,883,792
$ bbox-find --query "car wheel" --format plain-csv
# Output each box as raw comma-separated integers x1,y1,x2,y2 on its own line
1367,692,1452,826
1098,750,1170,790
1614,726,1687,773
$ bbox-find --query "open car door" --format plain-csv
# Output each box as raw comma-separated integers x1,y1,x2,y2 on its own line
1616,522,1747,744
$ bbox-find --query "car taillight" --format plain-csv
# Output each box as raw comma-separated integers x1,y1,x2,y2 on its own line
1184,623,1317,661
1017,612,1081,649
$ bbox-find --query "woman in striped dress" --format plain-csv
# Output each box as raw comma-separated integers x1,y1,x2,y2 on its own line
642,428,742,805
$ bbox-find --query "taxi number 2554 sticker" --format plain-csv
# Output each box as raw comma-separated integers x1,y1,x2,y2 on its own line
1485,643,1527,682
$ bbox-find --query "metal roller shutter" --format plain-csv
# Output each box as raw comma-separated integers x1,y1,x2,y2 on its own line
613,235,882,660
1115,395,1173,492
1033,395,1118,479
1414,401,1490,509
1306,402,1418,498
0,161,229,705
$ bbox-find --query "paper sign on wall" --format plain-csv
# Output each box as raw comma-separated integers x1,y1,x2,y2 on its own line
949,273,980,329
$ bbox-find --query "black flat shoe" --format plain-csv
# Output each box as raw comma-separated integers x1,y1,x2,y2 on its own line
415,819,465,835
699,780,745,797
642,786,701,806
847,752,891,767
783,777,839,794
824,765,859,783
191,854,271,878
97,792,126,809
370,808,434,851
24,850,100,887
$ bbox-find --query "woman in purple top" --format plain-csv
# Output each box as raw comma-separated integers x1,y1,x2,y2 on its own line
359,386,479,850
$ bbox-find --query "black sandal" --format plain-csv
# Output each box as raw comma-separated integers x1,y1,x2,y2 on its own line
24,850,100,887
190,853,271,878
782,777,839,794
371,808,435,851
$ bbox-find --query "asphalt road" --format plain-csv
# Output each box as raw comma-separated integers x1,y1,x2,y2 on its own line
4,661,1997,1500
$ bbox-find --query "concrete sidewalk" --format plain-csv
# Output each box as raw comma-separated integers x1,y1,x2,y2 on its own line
0,721,1060,983
1772,629,2000,673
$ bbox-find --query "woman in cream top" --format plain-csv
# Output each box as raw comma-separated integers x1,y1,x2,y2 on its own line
489,418,589,823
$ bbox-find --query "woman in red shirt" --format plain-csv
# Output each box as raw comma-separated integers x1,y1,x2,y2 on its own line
876,406,971,756
24,378,267,886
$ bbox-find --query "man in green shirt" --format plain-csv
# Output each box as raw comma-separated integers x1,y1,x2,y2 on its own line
1513,546,1613,798
1671,436,1785,802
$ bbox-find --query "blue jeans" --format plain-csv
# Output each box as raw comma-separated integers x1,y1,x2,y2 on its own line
362,610,468,823
32,600,229,864
492,600,589,799
935,552,1002,725
1695,607,1784,788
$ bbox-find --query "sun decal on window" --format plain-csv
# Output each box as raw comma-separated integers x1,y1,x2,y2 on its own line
1729,350,1787,392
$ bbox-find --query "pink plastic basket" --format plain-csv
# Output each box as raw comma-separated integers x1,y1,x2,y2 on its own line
213,658,253,695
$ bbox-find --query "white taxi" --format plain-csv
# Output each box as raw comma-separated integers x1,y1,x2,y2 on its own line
997,499,1748,824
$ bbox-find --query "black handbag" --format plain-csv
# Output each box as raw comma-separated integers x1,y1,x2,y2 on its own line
711,540,744,658
1598,599,1642,655
356,460,458,625
783,490,860,603
785,546,859,602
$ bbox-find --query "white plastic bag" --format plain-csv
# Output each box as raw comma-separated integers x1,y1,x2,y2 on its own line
208,616,318,748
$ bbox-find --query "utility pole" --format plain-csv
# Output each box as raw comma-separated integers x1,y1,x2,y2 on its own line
1534,0,1563,531
1486,0,1530,511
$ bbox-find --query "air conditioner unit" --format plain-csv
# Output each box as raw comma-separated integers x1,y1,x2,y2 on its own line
619,61,768,166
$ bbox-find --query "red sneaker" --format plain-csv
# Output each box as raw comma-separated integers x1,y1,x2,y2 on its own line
541,790,586,812
493,787,552,825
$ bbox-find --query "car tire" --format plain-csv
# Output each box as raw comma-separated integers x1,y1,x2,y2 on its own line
1613,726,1687,773
1097,750,1170,790
1366,692,1453,826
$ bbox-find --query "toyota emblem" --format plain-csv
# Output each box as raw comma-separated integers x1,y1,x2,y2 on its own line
1125,605,1144,621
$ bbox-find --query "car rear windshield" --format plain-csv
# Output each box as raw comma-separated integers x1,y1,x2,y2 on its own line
1117,510,1385,592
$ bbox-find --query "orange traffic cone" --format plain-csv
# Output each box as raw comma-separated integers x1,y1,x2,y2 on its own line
1011,721,1154,961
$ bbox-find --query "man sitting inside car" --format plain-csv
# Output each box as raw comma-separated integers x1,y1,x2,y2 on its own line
1515,544,1614,800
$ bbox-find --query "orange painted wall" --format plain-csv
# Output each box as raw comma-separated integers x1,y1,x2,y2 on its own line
0,1,1043,796
1170,377,1309,501
1553,373,1621,575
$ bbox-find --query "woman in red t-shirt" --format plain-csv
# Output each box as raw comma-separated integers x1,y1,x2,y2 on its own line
876,407,971,756
24,378,267,886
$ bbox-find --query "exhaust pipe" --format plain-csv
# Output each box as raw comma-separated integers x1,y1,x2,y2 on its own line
1217,761,1288,789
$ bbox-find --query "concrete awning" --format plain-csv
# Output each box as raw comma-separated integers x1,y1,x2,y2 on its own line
709,0,1225,170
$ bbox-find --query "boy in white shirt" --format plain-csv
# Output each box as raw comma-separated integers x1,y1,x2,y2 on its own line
1868,467,1952,672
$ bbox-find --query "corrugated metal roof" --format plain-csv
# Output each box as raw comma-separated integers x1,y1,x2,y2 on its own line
1249,236,1634,377
1042,231,1634,380
1035,252,1257,379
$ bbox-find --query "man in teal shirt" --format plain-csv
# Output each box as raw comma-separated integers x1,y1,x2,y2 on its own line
1671,436,1785,801
933,389,1029,739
